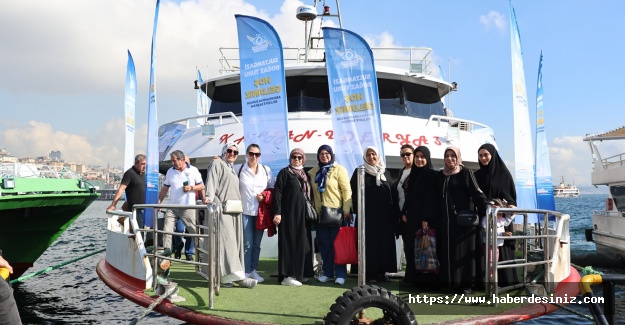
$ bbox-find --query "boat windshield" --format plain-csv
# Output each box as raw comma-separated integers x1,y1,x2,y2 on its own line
611,185,625,212
208,76,445,118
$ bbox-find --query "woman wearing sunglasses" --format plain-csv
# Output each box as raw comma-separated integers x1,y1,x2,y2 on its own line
204,143,257,288
234,144,275,283
308,145,352,285
272,148,315,286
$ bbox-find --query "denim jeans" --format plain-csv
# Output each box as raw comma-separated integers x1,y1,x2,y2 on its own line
173,218,195,255
316,224,347,279
242,214,264,273
135,210,145,230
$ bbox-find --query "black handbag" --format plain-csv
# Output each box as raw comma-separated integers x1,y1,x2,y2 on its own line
319,206,342,227
448,193,479,227
304,198,318,223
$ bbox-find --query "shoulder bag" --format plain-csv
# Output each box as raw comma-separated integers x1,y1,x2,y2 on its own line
319,192,342,227
295,176,318,223
448,190,478,228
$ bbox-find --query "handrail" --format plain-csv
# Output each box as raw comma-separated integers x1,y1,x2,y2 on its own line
163,112,241,128
579,273,625,325
484,206,570,305
130,202,220,309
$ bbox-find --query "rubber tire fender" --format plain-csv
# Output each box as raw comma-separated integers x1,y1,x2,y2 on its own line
324,284,417,325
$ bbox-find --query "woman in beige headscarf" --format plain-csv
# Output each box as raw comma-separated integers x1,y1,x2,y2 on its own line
350,146,397,283
437,146,490,294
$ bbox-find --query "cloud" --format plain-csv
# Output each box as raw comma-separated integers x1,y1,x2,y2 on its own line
549,135,590,185
479,10,506,33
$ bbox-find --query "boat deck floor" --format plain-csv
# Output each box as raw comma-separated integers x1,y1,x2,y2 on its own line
97,258,581,324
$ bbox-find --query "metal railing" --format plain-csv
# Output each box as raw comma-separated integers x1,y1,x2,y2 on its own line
131,202,221,309
484,207,571,305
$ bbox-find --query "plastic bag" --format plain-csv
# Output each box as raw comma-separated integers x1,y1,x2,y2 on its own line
414,228,439,274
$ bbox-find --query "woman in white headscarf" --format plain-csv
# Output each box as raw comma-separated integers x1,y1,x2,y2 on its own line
204,143,257,288
350,146,397,283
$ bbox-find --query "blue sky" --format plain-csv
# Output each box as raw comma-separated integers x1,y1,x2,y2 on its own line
1,0,624,185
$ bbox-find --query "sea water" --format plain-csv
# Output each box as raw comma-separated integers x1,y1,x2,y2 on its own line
9,194,624,324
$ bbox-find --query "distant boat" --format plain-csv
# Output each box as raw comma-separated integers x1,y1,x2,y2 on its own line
552,176,580,198
0,163,99,278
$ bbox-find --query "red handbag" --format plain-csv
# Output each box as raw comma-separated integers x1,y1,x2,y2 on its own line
334,226,358,265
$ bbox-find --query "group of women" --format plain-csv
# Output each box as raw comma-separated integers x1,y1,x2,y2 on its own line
206,140,519,291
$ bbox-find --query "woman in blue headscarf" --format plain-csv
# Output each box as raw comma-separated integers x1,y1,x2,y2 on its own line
308,145,352,285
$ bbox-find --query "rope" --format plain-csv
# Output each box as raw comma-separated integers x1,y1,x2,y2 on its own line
551,302,594,321
9,248,106,284
129,286,178,325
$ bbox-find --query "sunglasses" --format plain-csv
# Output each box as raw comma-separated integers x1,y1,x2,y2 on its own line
400,152,413,158
227,149,239,155
290,155,303,160
247,152,261,157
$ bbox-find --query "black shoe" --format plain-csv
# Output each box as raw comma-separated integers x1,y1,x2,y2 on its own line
174,251,181,259
185,254,193,261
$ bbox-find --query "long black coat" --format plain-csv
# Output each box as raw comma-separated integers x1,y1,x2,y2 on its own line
350,171,397,276
437,168,489,289
273,168,314,281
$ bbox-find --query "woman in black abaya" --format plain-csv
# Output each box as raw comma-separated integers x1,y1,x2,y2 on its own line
474,143,519,287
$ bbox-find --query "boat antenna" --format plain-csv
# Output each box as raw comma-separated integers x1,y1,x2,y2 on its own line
296,4,317,63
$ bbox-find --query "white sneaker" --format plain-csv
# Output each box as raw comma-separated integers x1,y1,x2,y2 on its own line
281,277,302,287
335,277,345,285
236,278,257,288
317,275,333,283
250,270,264,283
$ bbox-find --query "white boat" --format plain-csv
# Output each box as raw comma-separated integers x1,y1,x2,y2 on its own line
552,176,580,198
157,2,497,173
585,126,625,263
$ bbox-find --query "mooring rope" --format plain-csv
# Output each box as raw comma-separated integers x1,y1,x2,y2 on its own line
9,248,106,284
129,286,178,325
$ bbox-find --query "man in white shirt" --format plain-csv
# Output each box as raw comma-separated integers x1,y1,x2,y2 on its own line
158,150,204,253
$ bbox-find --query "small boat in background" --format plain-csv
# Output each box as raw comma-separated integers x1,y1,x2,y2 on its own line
552,176,580,198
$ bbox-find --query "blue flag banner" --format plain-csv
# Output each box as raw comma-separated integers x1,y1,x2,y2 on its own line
145,0,161,228
124,50,137,171
235,15,289,178
534,52,556,221
322,27,384,177
509,1,538,223
196,69,208,127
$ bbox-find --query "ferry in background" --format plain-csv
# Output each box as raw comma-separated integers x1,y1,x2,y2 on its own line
157,2,497,175
552,176,580,198
0,163,99,278
585,126,625,264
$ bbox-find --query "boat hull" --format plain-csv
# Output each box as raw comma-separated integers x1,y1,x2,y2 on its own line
590,212,625,264
0,178,99,278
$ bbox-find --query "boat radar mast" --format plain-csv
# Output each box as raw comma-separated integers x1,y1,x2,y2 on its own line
296,1,344,63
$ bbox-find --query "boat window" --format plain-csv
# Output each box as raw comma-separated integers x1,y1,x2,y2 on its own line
610,186,625,212
207,75,444,117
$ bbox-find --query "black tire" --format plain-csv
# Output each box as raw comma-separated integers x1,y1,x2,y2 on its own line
324,285,417,325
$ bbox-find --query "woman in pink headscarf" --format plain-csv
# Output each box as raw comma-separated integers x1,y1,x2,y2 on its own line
272,148,314,286
437,146,490,294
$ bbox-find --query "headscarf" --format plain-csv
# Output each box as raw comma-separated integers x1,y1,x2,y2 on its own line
287,148,310,199
314,144,335,193
362,146,386,186
476,143,516,205
442,146,463,176
406,146,433,188
221,142,238,170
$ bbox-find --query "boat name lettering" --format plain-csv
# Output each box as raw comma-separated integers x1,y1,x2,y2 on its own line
335,102,374,114
244,58,279,70
219,131,441,146
332,74,371,85
254,77,271,87
245,86,282,99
